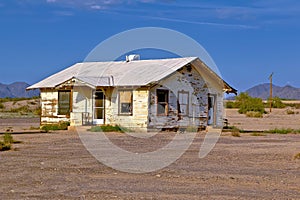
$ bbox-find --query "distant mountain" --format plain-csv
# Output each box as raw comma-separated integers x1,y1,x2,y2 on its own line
0,82,40,98
245,83,300,100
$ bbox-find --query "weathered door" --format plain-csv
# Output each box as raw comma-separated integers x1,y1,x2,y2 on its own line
93,90,105,124
208,95,215,125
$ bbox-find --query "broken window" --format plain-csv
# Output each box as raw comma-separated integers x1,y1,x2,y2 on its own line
157,89,169,116
58,90,71,115
118,90,133,115
178,91,189,116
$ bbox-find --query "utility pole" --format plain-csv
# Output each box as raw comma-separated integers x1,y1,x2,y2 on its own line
269,72,274,113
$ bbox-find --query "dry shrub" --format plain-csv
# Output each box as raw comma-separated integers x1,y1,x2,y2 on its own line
231,132,241,137
246,111,263,118
251,132,266,136
294,153,300,160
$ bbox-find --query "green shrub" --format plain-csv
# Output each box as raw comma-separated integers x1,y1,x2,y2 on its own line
0,133,16,151
265,128,294,134
3,133,14,144
41,121,70,132
225,101,237,109
250,132,266,136
33,107,41,115
0,102,4,109
270,97,286,108
89,125,123,132
246,111,263,118
235,93,265,115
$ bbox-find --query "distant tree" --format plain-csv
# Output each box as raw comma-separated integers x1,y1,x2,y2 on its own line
268,97,286,108
235,92,265,115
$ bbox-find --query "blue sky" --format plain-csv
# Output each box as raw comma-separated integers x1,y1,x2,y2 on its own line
1,0,300,92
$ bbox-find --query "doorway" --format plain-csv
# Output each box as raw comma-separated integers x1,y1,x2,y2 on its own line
93,90,105,125
208,94,216,126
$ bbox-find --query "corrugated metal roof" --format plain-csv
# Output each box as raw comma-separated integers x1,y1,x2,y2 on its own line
27,57,198,89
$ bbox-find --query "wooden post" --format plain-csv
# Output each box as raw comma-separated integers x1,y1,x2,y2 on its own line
269,73,274,113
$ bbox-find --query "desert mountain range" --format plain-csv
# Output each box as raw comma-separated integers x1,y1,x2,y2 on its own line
0,82,39,98
1,82,300,100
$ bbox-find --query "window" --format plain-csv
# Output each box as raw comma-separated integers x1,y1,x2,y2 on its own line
157,89,169,116
118,90,133,115
58,90,71,115
178,91,189,116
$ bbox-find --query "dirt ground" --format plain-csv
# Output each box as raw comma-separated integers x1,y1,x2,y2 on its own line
0,110,300,199
226,108,300,131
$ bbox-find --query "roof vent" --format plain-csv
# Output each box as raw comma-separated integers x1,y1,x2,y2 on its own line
126,54,140,62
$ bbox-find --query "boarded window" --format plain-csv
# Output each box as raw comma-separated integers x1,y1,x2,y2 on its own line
178,91,189,116
58,90,71,115
119,90,133,115
157,89,169,116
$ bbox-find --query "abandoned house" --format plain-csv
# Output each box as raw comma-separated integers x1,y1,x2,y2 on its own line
27,56,236,131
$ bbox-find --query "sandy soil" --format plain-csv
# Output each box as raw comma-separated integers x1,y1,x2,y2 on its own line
0,130,299,199
0,118,40,133
225,108,300,131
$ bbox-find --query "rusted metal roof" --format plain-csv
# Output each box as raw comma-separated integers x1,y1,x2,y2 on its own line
27,57,237,94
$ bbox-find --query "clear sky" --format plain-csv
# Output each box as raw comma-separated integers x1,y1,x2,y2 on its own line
1,0,300,92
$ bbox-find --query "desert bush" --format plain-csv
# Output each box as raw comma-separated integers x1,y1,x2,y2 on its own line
0,133,17,151
231,132,241,137
250,132,266,136
223,126,244,133
9,105,31,113
0,141,11,151
30,126,40,130
235,93,265,115
41,121,70,132
33,107,41,115
0,97,40,103
3,133,14,144
286,109,295,115
294,153,300,160
89,125,123,132
270,97,286,108
265,128,294,134
246,111,263,118
286,103,300,109
225,101,237,109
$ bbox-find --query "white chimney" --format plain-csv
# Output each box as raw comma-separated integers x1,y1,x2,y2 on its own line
126,54,140,62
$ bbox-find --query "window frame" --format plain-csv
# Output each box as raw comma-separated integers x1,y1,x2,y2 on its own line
178,91,189,117
58,90,71,116
156,89,169,116
118,90,133,116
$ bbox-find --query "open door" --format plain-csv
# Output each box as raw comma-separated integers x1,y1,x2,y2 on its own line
208,94,216,126
93,90,105,125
